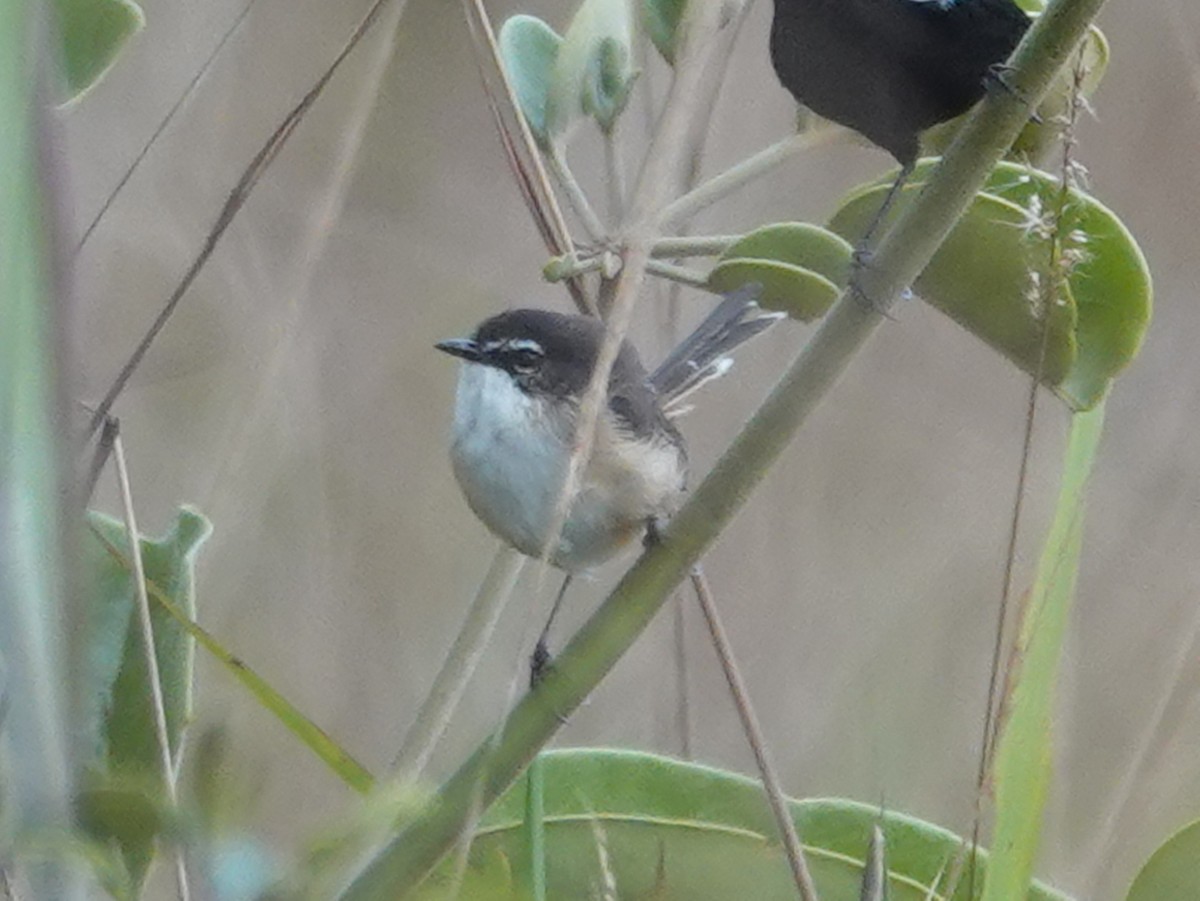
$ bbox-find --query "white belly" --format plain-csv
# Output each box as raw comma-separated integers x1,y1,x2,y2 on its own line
448,364,683,571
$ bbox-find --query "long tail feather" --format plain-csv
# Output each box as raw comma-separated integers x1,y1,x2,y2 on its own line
649,284,783,408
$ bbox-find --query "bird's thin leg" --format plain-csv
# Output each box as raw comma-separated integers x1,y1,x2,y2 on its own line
848,159,915,312
530,573,573,687
856,158,914,255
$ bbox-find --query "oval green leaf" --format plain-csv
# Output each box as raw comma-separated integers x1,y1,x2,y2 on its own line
1126,819,1200,901
828,160,1151,410
416,749,1072,900
708,259,840,321
498,15,563,147
707,222,853,321
831,182,1077,387
81,506,212,773
982,163,1152,409
81,506,211,890
547,0,637,138
56,0,145,102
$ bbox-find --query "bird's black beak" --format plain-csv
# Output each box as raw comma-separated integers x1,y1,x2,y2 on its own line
435,338,482,362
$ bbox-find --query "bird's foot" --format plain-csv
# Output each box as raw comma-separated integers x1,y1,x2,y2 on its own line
984,64,1042,122
529,641,570,722
848,248,908,318
643,516,668,549
530,639,553,688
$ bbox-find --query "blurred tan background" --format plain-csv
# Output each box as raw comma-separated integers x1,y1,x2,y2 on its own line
66,0,1200,896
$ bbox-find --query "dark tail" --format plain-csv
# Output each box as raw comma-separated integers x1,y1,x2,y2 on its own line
648,284,784,409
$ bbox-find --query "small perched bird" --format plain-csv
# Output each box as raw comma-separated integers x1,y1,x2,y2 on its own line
437,288,782,673
770,0,1030,244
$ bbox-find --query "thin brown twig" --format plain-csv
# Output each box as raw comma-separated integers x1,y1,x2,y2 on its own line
87,0,397,437
461,0,593,315
690,566,819,901
74,0,261,256
111,426,192,901
534,1,730,593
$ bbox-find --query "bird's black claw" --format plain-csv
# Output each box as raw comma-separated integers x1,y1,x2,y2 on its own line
851,244,874,272
530,640,553,688
985,63,1025,102
984,63,1044,123
848,249,906,318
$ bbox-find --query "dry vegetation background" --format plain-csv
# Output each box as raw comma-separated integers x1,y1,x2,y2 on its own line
66,0,1200,896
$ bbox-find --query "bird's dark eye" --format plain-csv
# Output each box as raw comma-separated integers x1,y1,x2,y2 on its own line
503,341,544,373
507,349,542,373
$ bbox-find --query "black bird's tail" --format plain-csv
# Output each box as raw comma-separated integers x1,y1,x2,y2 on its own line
648,284,783,413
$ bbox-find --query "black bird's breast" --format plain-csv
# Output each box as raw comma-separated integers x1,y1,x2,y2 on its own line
769,0,1029,164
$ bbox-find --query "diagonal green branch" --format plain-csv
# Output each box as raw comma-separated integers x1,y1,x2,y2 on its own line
338,0,1109,896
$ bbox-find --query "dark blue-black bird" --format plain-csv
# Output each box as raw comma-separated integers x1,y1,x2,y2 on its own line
770,0,1031,246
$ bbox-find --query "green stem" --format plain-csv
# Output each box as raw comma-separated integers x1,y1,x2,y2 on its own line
391,545,526,781
340,0,1104,897
549,147,606,241
0,3,84,897
658,128,839,229
645,259,710,288
651,234,740,257
603,126,626,225
523,755,546,901
542,251,604,282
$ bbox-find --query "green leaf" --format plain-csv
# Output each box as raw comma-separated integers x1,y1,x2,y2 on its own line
498,15,562,147
87,518,377,796
81,506,210,888
76,784,166,901
547,0,636,137
983,403,1106,901
1126,819,1200,901
55,0,145,101
641,0,686,65
828,161,1151,410
416,749,1072,900
707,223,852,321
982,163,1151,409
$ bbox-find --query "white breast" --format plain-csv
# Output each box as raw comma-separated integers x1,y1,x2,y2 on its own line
448,363,684,571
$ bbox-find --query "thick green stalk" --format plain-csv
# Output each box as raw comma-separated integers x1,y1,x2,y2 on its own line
339,1,1107,896
0,2,82,897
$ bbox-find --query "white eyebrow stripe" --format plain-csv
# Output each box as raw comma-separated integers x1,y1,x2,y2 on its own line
481,339,505,352
506,338,544,355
